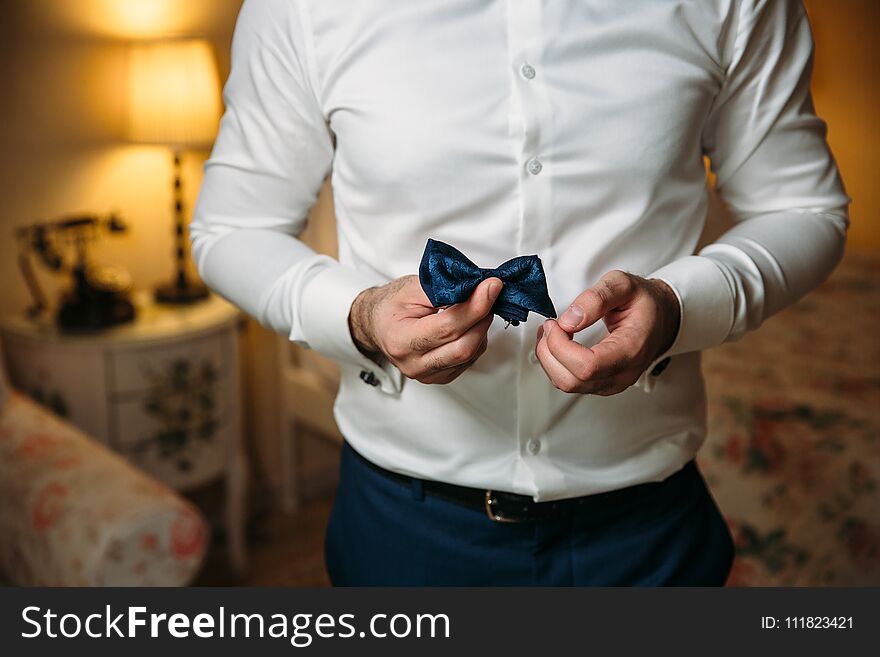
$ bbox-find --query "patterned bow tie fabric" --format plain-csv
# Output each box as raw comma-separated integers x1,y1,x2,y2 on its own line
418,239,557,326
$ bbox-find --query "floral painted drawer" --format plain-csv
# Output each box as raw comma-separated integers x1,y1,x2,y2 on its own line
1,293,249,572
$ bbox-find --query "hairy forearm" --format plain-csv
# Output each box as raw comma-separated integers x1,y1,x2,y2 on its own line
645,278,681,359
349,276,432,360
348,286,383,358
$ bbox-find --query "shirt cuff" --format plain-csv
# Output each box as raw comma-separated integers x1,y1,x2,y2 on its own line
634,255,734,393
290,262,403,395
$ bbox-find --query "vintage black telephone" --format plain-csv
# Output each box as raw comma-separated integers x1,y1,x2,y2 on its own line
15,213,136,331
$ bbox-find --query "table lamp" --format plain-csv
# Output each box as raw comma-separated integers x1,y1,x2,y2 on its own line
126,38,222,304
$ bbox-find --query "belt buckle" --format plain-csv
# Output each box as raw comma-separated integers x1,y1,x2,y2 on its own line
484,490,518,523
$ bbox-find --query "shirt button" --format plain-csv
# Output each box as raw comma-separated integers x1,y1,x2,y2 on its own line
520,63,536,80
526,157,543,175
526,439,541,455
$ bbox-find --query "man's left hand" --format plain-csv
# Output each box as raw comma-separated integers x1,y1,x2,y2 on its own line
535,270,680,396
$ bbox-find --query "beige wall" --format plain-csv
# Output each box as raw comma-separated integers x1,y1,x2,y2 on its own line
805,0,880,253
0,0,243,317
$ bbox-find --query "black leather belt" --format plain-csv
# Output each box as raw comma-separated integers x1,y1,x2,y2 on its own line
346,442,695,523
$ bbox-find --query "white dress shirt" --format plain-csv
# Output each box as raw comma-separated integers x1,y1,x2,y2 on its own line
192,0,848,501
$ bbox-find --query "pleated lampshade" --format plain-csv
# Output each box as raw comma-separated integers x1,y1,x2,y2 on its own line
126,38,221,149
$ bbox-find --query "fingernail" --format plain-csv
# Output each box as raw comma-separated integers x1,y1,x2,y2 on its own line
488,281,502,301
559,305,584,328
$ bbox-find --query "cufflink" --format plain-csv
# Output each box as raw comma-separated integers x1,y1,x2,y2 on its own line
359,370,380,386
650,357,671,377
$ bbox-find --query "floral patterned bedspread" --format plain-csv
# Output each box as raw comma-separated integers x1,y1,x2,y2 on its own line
699,253,880,586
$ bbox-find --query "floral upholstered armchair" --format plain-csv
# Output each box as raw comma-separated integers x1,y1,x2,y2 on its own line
0,347,208,586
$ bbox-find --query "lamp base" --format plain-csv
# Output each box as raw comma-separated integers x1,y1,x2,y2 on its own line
154,280,209,305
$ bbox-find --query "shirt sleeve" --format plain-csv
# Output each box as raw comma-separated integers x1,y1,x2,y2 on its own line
190,0,402,394
644,0,850,381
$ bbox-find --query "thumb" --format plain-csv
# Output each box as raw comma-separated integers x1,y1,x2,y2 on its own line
558,270,636,333
443,276,502,328
468,276,503,317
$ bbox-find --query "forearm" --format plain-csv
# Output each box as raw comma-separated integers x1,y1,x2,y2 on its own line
348,281,401,359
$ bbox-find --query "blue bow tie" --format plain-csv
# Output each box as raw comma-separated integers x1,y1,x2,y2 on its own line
418,239,557,326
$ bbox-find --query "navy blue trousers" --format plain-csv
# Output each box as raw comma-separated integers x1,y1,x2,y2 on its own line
325,442,734,586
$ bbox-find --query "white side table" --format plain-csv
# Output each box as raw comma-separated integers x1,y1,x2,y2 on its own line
0,293,248,573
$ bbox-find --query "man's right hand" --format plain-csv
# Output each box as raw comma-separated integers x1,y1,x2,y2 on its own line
348,275,502,384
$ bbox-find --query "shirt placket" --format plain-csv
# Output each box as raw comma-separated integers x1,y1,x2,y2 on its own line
506,0,564,499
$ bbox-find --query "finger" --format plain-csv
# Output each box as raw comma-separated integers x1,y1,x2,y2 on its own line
418,362,470,384
418,336,488,384
557,270,636,333
544,320,632,382
411,277,502,351
418,315,493,372
539,327,634,395
535,328,583,394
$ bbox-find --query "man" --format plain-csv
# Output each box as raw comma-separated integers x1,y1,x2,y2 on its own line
192,0,848,585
